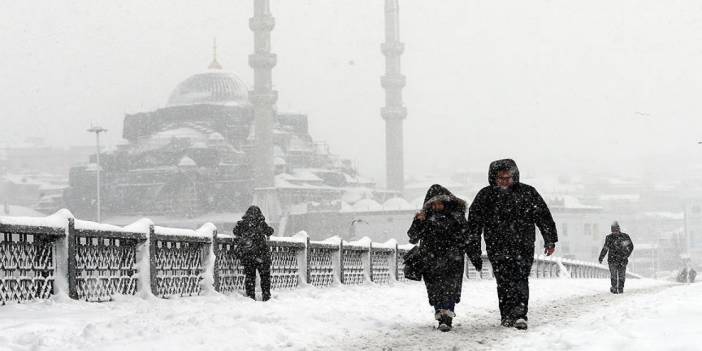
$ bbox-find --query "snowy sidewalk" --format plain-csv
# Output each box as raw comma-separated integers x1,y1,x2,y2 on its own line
0,279,690,351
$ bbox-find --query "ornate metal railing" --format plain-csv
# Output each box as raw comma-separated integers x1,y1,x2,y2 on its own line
1,211,635,306
269,241,302,290
341,243,367,285
69,219,146,302
307,242,337,287
150,227,210,298
370,246,393,284
0,223,63,305
213,234,245,294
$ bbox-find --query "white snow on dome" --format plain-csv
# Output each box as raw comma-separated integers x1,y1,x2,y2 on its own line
178,156,197,167
167,71,249,107
208,132,225,141
352,199,382,212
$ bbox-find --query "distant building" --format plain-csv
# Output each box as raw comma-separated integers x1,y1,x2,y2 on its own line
64,61,370,220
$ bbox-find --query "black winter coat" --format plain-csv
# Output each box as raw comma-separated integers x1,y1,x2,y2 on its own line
407,184,469,306
467,159,558,260
598,232,634,264
233,206,275,265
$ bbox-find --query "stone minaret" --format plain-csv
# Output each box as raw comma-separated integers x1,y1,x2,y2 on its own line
250,0,277,188
381,0,407,193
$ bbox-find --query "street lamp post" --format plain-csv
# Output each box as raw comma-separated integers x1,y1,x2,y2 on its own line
87,126,107,222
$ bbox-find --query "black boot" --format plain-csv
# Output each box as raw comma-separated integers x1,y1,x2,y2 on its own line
438,315,452,332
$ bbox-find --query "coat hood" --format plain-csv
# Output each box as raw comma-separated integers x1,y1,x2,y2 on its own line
422,184,466,212
241,205,266,223
488,159,520,186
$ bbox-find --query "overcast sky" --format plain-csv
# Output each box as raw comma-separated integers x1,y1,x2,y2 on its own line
2,0,702,185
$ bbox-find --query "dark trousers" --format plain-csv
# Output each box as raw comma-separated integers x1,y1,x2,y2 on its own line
244,260,271,300
491,251,534,321
608,261,627,293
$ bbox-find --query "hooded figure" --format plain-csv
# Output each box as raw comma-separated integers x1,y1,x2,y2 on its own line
598,221,634,294
407,184,473,332
467,159,558,330
233,205,275,301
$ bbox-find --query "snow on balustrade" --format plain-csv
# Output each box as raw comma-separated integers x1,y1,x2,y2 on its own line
70,219,148,302
212,231,245,294
342,237,371,285
0,210,72,305
308,239,338,287
150,224,213,298
0,211,629,306
269,236,305,290
370,239,397,284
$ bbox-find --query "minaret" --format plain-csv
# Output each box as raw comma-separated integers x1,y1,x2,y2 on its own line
249,0,277,188
381,0,407,193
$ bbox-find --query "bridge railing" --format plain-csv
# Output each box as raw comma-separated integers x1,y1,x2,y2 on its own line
1,210,632,305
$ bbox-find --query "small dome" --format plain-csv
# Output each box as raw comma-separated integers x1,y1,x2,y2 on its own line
208,132,225,141
178,156,197,167
167,70,249,107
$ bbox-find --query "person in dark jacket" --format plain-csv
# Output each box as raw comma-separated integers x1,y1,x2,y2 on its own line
233,206,275,301
407,184,475,332
466,159,558,330
598,221,634,294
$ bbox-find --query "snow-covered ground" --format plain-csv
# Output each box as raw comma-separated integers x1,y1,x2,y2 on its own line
1,279,697,351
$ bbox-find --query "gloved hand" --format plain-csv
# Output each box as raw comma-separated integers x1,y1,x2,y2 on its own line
544,242,556,256
469,255,483,272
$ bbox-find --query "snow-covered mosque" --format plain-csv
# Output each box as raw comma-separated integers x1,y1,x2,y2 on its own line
64,55,375,219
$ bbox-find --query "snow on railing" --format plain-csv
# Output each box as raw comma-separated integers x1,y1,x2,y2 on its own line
0,210,628,305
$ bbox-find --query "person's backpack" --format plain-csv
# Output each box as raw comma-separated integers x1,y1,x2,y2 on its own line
612,236,631,258
402,245,425,281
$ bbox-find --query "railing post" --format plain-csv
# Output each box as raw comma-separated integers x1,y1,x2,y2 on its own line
213,231,220,292
66,218,78,300
338,240,344,284
365,242,373,283
295,235,309,286
148,225,158,297
391,242,399,282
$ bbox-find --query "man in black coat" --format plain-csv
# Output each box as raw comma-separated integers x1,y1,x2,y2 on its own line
599,221,634,294
233,206,275,301
467,159,558,330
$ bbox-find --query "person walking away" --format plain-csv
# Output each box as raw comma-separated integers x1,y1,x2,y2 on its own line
233,205,275,301
407,184,476,332
598,221,634,294
466,159,558,330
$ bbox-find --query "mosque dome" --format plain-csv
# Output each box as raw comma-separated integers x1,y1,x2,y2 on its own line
167,65,249,107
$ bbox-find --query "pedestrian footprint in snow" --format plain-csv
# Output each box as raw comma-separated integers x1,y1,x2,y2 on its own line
232,205,275,301
407,184,474,332
466,159,558,330
599,221,634,294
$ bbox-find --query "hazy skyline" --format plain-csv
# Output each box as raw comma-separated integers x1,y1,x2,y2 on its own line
2,0,702,185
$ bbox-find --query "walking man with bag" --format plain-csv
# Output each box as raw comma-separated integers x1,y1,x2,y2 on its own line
599,221,634,294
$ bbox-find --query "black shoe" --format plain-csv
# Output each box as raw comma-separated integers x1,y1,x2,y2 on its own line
514,318,528,330
439,314,453,332
610,287,617,294
262,293,271,301
438,315,452,332
501,318,515,328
